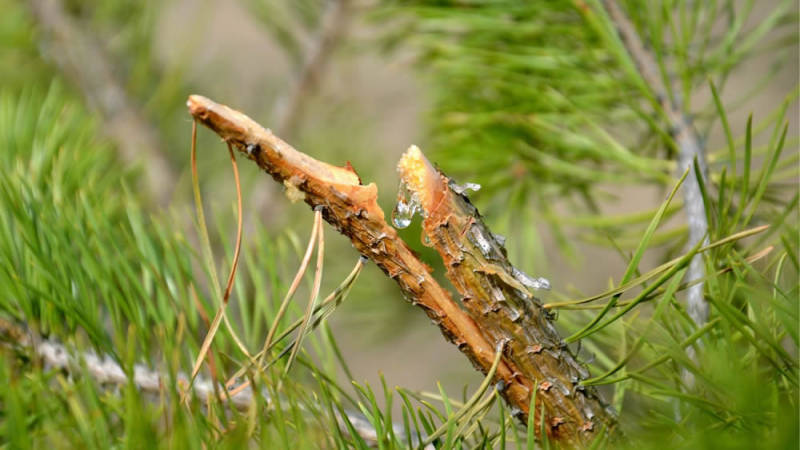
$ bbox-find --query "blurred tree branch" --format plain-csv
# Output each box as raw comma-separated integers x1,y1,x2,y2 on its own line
600,0,709,330
27,0,176,205
246,0,354,225
272,0,353,137
0,317,427,448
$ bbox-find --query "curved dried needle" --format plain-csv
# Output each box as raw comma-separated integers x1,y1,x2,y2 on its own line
185,123,247,398
258,210,321,366
221,142,253,361
284,209,325,375
225,256,364,395
223,142,244,302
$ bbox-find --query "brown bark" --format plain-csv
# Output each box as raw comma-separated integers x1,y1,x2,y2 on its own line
187,95,616,446
398,146,616,444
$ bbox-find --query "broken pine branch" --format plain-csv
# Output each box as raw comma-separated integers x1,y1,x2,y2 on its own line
398,146,616,444
186,94,616,446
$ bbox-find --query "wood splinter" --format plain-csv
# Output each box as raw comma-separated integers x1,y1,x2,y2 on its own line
187,95,616,446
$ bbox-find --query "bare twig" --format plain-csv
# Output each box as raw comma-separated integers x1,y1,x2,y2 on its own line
187,95,617,445
27,0,176,205
600,0,709,330
272,0,353,137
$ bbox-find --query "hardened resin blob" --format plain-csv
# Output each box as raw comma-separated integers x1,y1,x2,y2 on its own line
449,180,481,195
512,267,551,291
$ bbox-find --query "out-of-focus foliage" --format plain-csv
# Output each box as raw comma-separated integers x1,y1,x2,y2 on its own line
0,0,52,88
60,0,194,157
0,0,797,448
245,0,327,68
382,0,799,447
382,0,797,262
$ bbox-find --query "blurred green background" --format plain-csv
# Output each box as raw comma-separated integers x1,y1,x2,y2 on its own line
1,0,797,447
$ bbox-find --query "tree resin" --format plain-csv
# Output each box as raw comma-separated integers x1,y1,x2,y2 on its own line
392,182,421,229
449,180,481,195
512,267,551,291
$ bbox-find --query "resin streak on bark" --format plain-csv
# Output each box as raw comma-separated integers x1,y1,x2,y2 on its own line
186,95,533,433
398,146,616,445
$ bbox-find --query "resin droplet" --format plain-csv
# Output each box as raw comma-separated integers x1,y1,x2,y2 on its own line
392,199,413,228
421,230,433,247
450,180,482,195
512,267,551,290
391,183,421,229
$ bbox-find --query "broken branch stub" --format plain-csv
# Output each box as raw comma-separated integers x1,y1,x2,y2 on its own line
398,146,617,444
187,95,616,446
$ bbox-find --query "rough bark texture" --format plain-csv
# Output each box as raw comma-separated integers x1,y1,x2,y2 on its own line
187,95,616,446
398,147,616,444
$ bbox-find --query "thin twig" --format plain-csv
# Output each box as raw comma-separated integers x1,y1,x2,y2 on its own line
600,0,710,331
272,0,353,137
27,0,176,205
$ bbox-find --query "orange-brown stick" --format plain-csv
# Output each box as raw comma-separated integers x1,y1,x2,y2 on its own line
186,95,533,431
398,146,617,446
